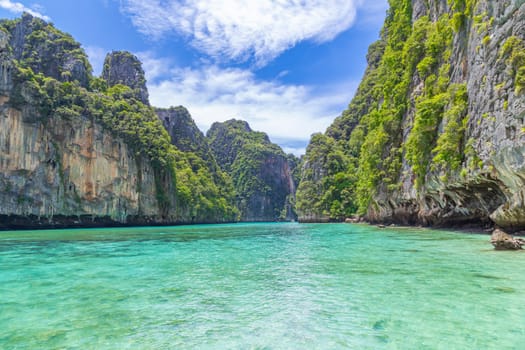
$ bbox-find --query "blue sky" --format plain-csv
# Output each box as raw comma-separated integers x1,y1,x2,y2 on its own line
0,0,388,155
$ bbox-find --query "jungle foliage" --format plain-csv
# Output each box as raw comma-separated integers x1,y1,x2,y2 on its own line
2,14,238,222
296,0,480,220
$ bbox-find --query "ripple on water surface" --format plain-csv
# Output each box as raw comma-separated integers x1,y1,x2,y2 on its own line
0,223,524,349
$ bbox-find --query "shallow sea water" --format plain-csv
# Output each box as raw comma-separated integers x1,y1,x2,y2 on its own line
0,223,524,349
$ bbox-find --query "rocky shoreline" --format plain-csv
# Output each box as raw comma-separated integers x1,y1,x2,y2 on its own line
3,213,524,251
0,214,239,231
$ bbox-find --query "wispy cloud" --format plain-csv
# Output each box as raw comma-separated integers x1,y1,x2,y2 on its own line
121,0,359,66
143,55,357,154
0,0,49,20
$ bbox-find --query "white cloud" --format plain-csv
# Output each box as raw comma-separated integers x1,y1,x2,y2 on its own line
136,51,173,82
145,58,357,155
121,0,359,65
85,46,107,75
355,0,389,28
0,0,49,20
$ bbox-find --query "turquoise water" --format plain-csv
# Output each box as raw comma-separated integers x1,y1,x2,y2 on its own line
0,223,524,349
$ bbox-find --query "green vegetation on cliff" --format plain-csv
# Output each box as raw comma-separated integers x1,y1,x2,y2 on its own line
1,13,91,87
1,14,237,223
297,0,412,219
499,35,525,94
157,106,238,221
296,0,489,221
207,120,297,221
295,133,356,220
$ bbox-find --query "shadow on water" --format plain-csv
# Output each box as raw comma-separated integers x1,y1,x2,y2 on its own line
472,273,505,280
0,223,307,246
493,286,516,293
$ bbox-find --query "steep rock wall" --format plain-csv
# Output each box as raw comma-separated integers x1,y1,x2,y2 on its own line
297,0,525,231
208,119,297,221
377,0,525,230
0,101,161,228
0,16,179,228
102,51,149,105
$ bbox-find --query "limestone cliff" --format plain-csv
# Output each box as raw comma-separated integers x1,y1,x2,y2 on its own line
156,106,238,222
157,106,216,165
0,14,236,228
207,120,297,221
102,51,149,105
0,16,173,228
297,0,525,231
0,101,163,227
4,12,91,88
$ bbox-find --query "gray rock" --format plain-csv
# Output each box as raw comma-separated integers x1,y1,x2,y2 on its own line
8,13,90,87
490,229,524,250
207,119,297,222
102,51,149,105
350,0,525,230
411,0,428,22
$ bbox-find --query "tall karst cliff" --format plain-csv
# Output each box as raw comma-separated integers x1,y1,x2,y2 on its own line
297,0,525,231
102,51,149,105
207,120,297,221
156,106,238,221
0,13,237,228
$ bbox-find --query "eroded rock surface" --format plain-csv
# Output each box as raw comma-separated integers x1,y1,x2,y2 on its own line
102,51,149,105
491,229,524,250
297,0,525,231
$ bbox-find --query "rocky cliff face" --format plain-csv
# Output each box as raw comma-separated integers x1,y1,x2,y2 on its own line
157,106,216,164
102,51,149,105
0,14,237,228
4,13,91,87
0,17,174,228
297,0,525,231
0,101,162,227
207,120,297,221
156,106,238,221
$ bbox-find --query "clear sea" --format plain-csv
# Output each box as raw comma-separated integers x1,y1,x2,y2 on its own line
0,223,524,349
